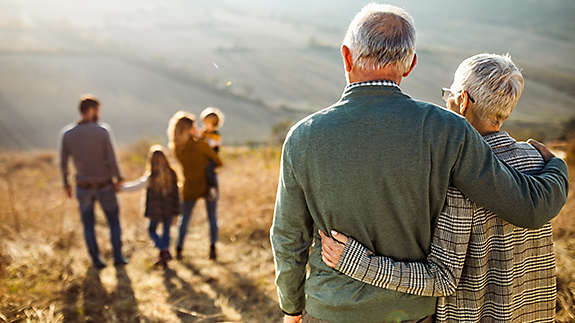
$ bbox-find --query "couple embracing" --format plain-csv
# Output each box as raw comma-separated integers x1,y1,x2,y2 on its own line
271,4,569,323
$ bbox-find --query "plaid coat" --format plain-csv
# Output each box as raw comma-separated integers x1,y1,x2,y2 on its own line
336,131,556,322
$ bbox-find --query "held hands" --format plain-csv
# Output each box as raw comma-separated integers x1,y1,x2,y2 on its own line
319,230,349,269
114,180,124,193
527,139,556,162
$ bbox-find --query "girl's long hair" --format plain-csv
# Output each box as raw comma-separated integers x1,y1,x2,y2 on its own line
147,145,177,196
167,111,196,155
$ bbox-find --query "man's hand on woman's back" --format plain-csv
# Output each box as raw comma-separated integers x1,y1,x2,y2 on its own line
527,139,556,162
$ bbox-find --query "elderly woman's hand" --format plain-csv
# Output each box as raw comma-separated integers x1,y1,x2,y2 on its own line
319,230,349,268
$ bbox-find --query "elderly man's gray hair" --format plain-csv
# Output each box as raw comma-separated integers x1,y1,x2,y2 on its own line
451,53,524,124
343,3,416,74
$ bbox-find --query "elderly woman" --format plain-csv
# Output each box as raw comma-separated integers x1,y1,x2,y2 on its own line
167,111,223,260
320,54,557,322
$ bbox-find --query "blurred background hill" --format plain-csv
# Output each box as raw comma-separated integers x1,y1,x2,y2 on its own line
1,0,574,149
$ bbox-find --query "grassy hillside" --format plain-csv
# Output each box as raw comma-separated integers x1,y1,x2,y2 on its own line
0,143,574,322
0,145,283,322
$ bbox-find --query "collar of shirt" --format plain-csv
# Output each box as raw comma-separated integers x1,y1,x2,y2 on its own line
345,80,400,91
483,131,516,149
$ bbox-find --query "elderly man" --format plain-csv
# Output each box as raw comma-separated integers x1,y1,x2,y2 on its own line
320,54,559,322
270,4,568,323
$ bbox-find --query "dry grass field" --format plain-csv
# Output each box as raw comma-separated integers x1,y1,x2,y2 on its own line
0,141,574,322
0,145,282,322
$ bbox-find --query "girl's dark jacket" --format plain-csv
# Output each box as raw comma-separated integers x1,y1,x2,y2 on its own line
145,170,180,221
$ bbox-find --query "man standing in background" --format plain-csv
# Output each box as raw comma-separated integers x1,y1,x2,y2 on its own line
60,95,128,268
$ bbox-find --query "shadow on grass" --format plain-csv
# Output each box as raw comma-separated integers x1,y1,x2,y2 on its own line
181,262,281,323
163,266,226,322
62,266,142,322
82,267,108,322
112,266,140,322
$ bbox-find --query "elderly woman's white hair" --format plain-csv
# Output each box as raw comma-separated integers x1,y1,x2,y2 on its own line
343,3,416,74
451,53,524,125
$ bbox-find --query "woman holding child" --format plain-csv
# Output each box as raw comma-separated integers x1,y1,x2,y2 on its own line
167,110,223,260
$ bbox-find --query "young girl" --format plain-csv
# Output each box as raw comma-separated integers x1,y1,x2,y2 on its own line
122,145,180,266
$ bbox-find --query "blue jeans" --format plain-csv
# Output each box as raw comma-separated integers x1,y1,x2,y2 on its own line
76,185,124,263
148,218,172,250
206,161,218,189
177,199,218,249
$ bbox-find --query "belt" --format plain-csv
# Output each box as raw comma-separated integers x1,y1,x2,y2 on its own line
76,180,113,189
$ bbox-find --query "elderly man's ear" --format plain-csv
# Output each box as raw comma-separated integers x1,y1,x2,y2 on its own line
403,53,417,77
342,45,418,78
342,45,354,73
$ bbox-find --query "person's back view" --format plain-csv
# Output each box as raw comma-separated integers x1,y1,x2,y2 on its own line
62,122,122,183
319,54,559,323
60,95,127,268
270,4,568,323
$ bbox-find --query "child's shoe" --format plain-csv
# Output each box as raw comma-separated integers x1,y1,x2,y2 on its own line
176,247,183,260
154,250,165,267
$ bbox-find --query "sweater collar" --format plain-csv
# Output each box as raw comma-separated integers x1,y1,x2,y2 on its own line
341,80,403,100
483,131,516,149
345,79,400,91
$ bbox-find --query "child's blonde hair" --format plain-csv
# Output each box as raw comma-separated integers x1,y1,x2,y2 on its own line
200,107,225,129
167,111,196,154
147,145,177,196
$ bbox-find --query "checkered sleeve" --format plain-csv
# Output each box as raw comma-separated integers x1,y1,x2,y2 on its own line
335,187,473,296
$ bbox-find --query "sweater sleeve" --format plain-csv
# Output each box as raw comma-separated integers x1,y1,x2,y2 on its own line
172,173,181,215
103,127,123,181
335,187,472,296
452,122,568,229
59,132,70,187
270,135,314,315
204,144,223,167
121,175,149,192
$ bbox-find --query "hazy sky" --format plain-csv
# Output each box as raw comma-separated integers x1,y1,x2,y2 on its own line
1,0,574,148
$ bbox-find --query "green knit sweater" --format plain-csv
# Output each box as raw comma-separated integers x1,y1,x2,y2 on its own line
270,84,568,323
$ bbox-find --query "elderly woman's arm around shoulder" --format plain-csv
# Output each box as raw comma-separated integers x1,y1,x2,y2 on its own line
320,187,473,297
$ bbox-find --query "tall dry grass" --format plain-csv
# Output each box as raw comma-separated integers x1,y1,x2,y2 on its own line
552,137,575,322
0,144,282,322
0,141,574,322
